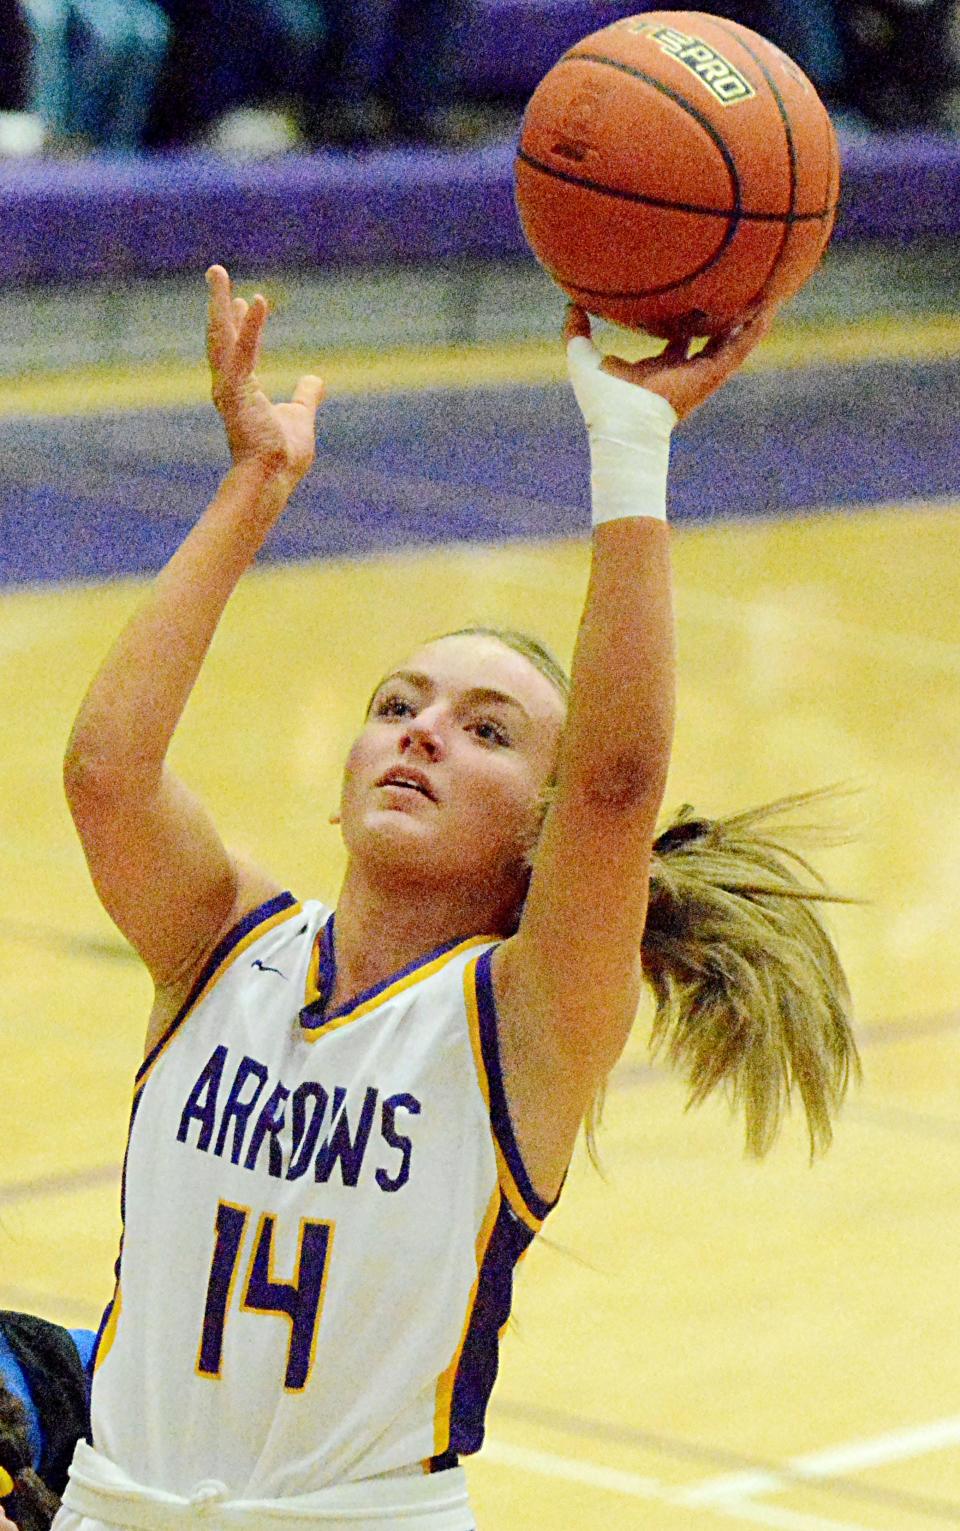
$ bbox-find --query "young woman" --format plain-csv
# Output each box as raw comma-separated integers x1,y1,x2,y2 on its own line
54,268,858,1531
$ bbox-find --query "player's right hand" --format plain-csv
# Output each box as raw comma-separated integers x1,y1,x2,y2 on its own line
563,301,778,421
206,265,325,486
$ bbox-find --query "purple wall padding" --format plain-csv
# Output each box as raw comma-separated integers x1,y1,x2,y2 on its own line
458,0,644,96
0,148,524,283
1,134,959,286
829,133,960,242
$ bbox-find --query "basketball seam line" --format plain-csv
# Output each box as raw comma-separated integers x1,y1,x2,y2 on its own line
561,48,744,215
553,46,746,293
515,148,836,224
706,15,798,296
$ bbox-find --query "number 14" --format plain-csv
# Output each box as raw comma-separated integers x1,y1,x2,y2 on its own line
197,1200,334,1391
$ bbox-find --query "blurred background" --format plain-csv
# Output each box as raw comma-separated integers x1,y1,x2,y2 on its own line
2,3,960,1529
0,0,959,368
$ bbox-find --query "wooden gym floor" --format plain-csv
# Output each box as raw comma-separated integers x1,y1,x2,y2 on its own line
1,312,959,1529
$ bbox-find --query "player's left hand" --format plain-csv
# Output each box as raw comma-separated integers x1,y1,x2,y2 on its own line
206,265,325,486
563,300,778,421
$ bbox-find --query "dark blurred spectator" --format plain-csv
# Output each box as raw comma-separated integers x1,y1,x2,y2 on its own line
0,0,45,154
146,0,326,154
834,0,960,131
703,1,849,105
312,0,481,147
716,0,960,132
15,0,170,151
0,0,31,109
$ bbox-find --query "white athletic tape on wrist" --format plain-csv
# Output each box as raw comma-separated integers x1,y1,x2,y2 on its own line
567,334,677,525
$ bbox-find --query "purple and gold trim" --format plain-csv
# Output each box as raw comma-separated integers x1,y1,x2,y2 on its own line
301,917,328,1010
434,950,566,1457
91,1281,122,1376
89,895,300,1396
433,1192,536,1458
136,892,300,1094
463,948,559,1232
433,1188,500,1454
299,927,493,1042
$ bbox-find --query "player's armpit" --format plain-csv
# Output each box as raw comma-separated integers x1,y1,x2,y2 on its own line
64,758,282,1007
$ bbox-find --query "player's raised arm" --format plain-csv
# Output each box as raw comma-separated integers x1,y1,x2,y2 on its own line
63,268,324,1037
492,304,777,1195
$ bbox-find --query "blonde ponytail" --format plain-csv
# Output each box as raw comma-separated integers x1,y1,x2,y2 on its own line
429,628,860,1161
640,790,860,1159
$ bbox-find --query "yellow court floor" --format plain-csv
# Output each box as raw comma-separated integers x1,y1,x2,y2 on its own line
2,358,960,1530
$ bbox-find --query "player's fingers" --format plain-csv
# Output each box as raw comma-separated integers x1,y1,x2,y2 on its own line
565,304,604,380
292,375,326,412
598,355,642,384
232,293,268,379
660,334,694,365
232,296,249,330
563,303,591,345
205,264,234,370
695,305,776,380
206,264,231,300
703,300,777,356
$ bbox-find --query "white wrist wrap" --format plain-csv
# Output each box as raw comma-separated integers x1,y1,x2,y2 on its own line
567,335,678,525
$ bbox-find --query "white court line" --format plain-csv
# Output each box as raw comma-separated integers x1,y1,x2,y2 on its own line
483,1439,877,1531
796,1416,960,1476
677,1414,960,1506
484,1438,662,1498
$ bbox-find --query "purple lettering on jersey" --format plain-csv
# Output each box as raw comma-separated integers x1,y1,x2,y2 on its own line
176,1044,228,1151
241,1215,333,1391
177,1055,417,1194
287,1082,329,1180
375,1093,422,1192
197,1200,247,1378
314,1086,378,1187
213,1055,269,1165
244,1080,291,1177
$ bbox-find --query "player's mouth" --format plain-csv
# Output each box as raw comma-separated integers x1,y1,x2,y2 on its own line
376,768,438,803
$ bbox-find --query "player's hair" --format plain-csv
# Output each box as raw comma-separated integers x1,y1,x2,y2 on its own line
445,626,861,1160
0,1385,60,1531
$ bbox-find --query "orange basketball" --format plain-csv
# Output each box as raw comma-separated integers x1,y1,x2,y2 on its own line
514,11,841,337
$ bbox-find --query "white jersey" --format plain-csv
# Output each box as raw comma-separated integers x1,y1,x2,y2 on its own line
89,893,556,1500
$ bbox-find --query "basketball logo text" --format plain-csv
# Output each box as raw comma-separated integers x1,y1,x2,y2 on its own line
625,21,757,106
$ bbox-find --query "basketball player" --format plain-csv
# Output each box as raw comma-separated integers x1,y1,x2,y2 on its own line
0,1309,93,1531
53,267,858,1530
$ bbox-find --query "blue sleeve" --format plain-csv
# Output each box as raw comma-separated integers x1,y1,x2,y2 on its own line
0,1330,43,1468
68,1328,97,1381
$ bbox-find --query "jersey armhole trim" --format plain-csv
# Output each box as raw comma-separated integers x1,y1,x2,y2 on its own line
90,1280,122,1379
465,947,559,1232
135,891,300,1091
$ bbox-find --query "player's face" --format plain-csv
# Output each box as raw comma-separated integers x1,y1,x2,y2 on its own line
339,635,565,902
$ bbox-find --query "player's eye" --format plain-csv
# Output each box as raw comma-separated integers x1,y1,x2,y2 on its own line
374,693,415,719
471,718,512,748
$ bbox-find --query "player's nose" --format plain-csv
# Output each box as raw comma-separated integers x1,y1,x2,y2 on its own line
399,711,444,761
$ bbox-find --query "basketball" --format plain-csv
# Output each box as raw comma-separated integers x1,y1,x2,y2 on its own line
514,11,841,337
